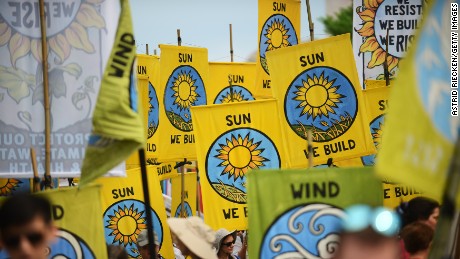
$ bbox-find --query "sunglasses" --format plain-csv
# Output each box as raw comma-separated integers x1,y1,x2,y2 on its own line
222,240,235,247
342,205,401,237
3,232,45,249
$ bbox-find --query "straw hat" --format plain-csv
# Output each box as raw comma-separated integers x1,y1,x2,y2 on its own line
213,228,237,252
167,216,217,259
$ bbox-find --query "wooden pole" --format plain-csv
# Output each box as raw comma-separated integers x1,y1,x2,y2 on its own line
38,0,52,189
307,130,313,168
154,49,157,55
196,167,201,217
229,24,234,62
306,0,315,41
138,149,157,259
177,29,181,46
30,148,40,192
384,28,390,86
146,44,149,55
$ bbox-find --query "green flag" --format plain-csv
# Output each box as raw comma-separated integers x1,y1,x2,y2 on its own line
80,0,143,186
248,167,383,258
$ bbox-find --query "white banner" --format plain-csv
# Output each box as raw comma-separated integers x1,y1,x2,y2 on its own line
0,0,124,177
353,0,425,88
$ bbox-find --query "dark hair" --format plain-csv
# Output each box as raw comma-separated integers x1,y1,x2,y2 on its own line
0,193,52,233
401,222,434,254
396,197,439,228
107,245,129,259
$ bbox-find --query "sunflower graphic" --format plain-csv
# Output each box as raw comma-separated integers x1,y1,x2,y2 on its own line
259,14,298,74
147,82,159,138
362,114,385,166
164,65,206,132
293,72,344,120
171,70,200,110
265,19,291,51
0,178,21,196
214,86,254,104
105,204,147,246
215,133,269,180
0,1,106,66
355,0,400,74
285,67,358,142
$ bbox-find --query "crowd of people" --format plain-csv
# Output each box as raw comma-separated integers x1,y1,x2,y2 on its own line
0,194,440,259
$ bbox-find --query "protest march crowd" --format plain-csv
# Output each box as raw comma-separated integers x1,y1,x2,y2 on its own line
0,0,458,258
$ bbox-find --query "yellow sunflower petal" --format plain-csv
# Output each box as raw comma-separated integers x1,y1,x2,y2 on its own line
0,22,12,46
368,48,386,68
30,40,42,62
9,33,31,67
359,36,379,53
49,33,71,62
386,55,399,72
356,21,374,37
364,0,380,10
65,23,95,53
357,9,375,22
76,3,106,29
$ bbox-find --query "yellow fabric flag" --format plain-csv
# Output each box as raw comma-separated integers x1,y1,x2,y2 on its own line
191,99,287,230
157,45,209,161
96,169,174,259
126,55,161,168
43,186,107,259
267,34,376,167
254,0,301,98
209,62,256,104
376,1,458,202
81,0,143,185
171,172,197,217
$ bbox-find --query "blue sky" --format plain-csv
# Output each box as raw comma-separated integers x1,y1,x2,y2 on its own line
131,0,327,62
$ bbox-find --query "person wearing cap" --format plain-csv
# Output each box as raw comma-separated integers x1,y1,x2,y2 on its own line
167,216,217,259
136,229,164,259
214,228,247,259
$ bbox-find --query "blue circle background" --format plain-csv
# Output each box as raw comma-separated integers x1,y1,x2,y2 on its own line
261,204,342,258
103,199,163,258
362,114,385,166
213,85,255,104
0,229,95,259
259,14,298,58
206,128,281,201
148,81,159,137
415,2,458,141
164,65,207,127
174,201,193,217
285,66,358,141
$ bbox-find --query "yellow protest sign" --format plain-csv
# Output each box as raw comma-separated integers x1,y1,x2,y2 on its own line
191,99,287,230
209,62,256,104
382,182,423,209
171,172,197,217
96,169,174,259
158,45,209,161
44,186,107,259
254,0,300,98
267,34,376,167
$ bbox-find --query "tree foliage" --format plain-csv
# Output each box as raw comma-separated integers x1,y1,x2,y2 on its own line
320,5,353,37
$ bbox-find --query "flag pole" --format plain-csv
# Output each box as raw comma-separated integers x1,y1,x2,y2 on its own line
146,44,149,55
307,130,313,168
38,0,52,189
305,0,314,41
229,24,234,62
196,165,202,217
383,28,390,86
174,159,192,217
138,149,157,259
30,148,40,192
177,29,181,46
429,137,460,259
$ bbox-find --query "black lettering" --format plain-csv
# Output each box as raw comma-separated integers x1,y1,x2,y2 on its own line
395,187,402,197
263,80,271,88
329,181,339,197
231,208,239,218
9,2,21,27
112,189,119,199
223,209,231,219
171,135,181,144
52,205,64,220
273,2,286,12
313,182,326,198
244,207,248,217
384,188,390,199
226,115,233,126
291,184,303,199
